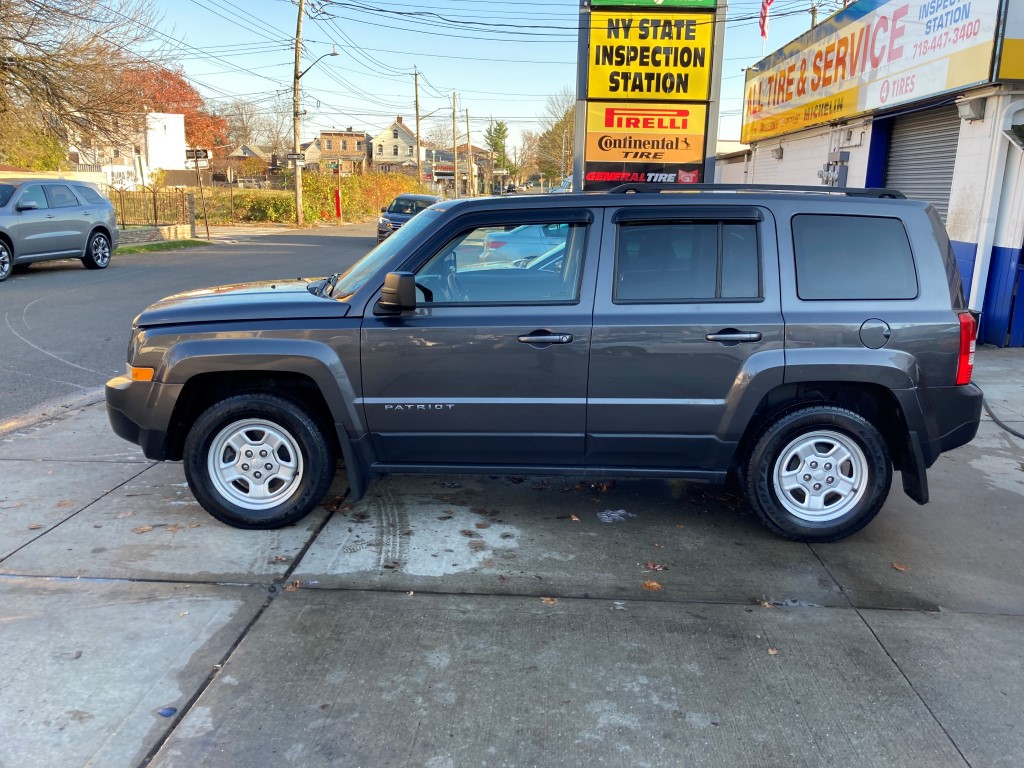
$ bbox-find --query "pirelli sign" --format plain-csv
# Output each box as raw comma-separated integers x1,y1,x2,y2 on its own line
579,1,719,191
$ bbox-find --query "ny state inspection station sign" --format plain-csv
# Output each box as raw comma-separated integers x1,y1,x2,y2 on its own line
579,0,718,191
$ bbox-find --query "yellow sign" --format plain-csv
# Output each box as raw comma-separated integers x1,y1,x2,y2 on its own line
588,11,714,101
741,0,1000,143
586,101,707,164
1000,0,1024,80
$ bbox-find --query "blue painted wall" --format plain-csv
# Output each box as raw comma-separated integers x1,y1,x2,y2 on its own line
980,245,1023,347
951,241,977,300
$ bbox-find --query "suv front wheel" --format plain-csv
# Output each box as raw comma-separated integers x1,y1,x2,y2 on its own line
183,393,337,529
746,406,892,542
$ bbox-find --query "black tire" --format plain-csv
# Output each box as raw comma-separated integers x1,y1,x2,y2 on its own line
82,231,111,270
183,393,337,529
745,405,891,542
0,240,12,282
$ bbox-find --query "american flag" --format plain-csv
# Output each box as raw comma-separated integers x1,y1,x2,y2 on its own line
759,0,774,39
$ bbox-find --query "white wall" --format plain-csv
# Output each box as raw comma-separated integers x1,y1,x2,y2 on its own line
144,113,187,176
750,119,872,187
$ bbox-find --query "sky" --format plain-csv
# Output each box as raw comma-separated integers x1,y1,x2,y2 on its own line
151,0,846,149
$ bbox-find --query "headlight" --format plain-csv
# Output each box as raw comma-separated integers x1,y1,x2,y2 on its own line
378,218,394,229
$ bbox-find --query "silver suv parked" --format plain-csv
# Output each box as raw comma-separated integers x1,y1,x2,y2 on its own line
106,184,982,542
0,178,119,282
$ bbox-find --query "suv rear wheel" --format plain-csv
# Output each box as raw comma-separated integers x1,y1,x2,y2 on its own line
746,405,891,542
183,393,336,529
82,231,111,269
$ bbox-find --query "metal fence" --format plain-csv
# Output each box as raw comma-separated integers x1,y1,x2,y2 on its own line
107,188,191,228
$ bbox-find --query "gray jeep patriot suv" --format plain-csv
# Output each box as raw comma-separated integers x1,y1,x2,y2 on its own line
106,184,983,542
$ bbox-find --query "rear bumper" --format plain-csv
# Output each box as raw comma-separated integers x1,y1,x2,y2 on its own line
917,383,984,466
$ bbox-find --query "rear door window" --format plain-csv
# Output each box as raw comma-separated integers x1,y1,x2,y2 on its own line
614,221,761,302
792,214,918,300
43,184,80,209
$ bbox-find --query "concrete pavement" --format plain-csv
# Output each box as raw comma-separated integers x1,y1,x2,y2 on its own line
1,350,1022,767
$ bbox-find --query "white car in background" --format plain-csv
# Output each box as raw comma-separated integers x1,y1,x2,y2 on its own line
481,222,569,262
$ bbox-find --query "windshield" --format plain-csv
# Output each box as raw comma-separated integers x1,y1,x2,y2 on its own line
387,197,433,215
334,209,442,297
0,184,14,207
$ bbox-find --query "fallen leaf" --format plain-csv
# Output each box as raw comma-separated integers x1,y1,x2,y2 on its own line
270,555,291,564
179,611,189,617
132,525,154,534
642,580,663,591
115,511,136,519
768,648,780,656
475,522,490,529
652,543,664,549
188,520,201,528
460,529,477,537
56,500,75,509
283,580,302,592
72,650,82,660
675,524,685,529
891,562,909,572
540,597,558,605
28,523,44,530
759,600,774,609
406,591,415,596
645,561,669,572
569,514,581,523
437,514,454,521
508,476,524,484
164,524,182,533
0,501,23,509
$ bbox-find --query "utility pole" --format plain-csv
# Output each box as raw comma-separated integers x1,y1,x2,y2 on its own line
810,2,818,28
488,116,494,195
292,0,305,226
414,67,422,185
452,91,459,199
465,107,473,197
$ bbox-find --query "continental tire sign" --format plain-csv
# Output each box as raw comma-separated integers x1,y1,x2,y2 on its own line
579,2,719,191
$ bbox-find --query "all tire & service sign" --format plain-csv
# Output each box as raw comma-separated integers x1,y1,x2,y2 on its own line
579,0,722,191
741,0,1005,143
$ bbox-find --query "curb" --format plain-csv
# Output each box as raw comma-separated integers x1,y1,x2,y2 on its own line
0,387,105,440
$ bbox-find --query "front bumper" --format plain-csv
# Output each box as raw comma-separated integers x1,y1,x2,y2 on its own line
105,375,181,460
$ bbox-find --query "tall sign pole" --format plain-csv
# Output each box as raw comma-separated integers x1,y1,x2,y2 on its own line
292,0,305,226
577,0,723,191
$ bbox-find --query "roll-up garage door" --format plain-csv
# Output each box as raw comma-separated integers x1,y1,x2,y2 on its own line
884,106,961,222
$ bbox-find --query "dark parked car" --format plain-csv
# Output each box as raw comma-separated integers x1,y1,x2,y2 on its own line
377,193,441,243
0,178,119,282
106,184,982,542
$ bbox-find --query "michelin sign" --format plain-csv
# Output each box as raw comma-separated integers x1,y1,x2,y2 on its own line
577,0,723,190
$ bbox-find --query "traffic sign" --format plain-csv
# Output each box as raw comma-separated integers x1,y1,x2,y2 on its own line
286,153,305,160
186,148,210,160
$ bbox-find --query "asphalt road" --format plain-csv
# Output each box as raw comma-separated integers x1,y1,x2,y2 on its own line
0,224,377,424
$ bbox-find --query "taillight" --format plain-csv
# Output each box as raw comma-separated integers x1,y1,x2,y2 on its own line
956,312,977,385
487,240,507,250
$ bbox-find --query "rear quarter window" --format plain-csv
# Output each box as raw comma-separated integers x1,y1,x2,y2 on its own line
73,185,106,205
792,214,918,300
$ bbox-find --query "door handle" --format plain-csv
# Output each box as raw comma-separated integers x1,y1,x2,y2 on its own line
518,333,573,345
705,330,763,344
82,211,92,216
45,214,55,219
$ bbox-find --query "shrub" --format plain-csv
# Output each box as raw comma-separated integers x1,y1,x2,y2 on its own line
183,172,431,225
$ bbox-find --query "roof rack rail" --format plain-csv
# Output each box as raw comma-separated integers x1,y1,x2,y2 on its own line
603,183,906,199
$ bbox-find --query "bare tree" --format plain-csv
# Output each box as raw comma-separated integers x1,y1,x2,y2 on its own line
536,87,576,182
213,96,291,154
1,0,165,159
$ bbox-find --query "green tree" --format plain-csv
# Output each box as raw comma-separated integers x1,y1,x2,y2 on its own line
484,120,510,172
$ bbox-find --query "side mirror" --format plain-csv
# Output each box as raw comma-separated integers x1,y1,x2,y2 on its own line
16,200,39,211
381,206,387,214
375,271,417,315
